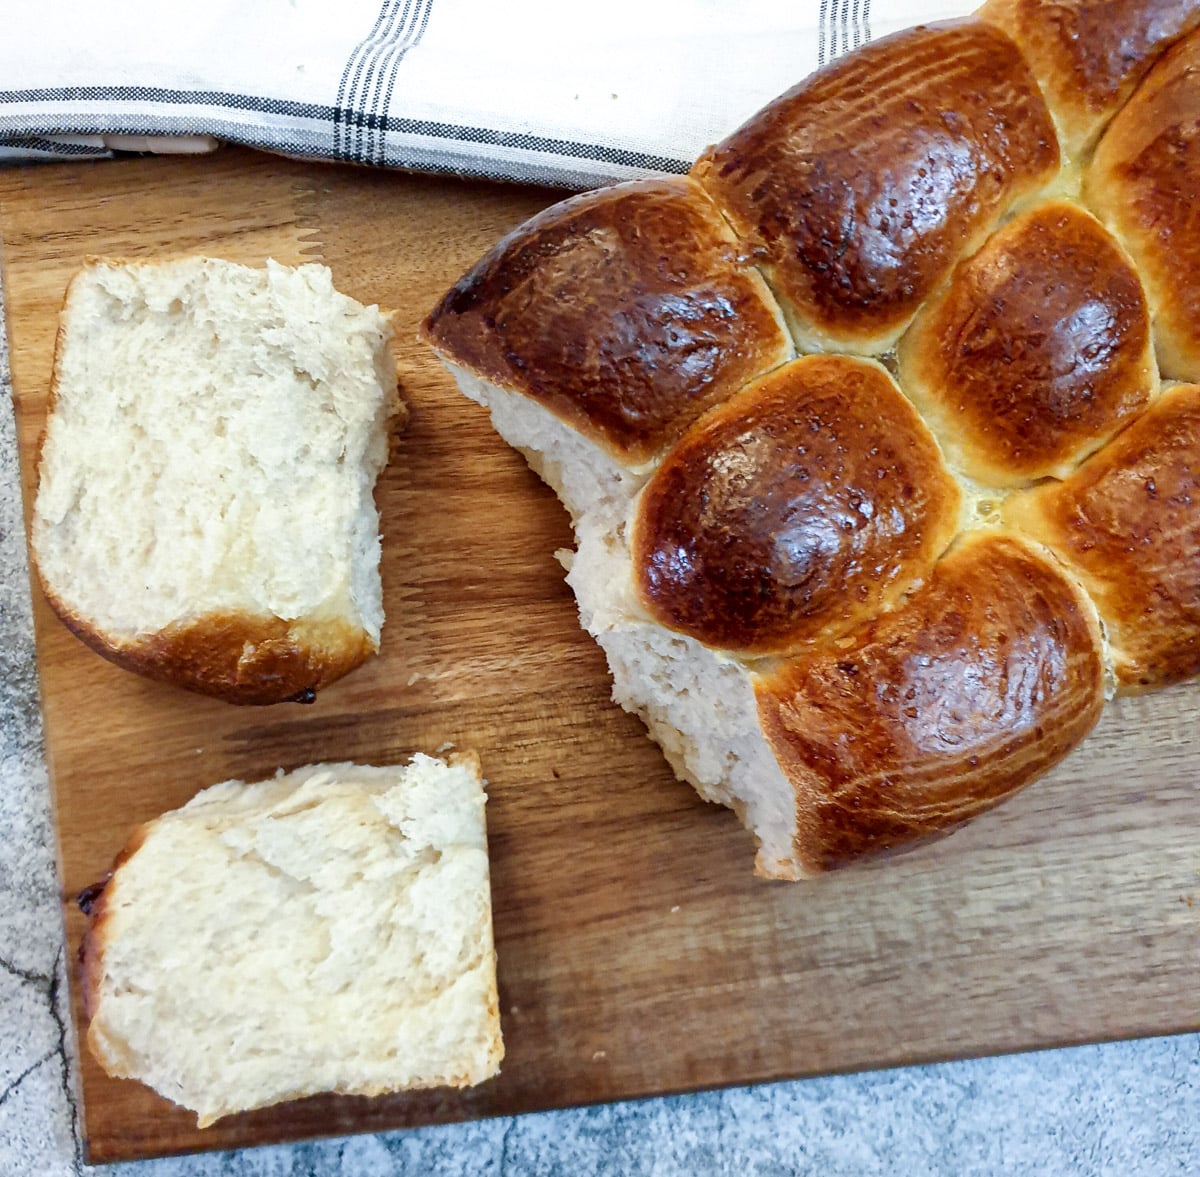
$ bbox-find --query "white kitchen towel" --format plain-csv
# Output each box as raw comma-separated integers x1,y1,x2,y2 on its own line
0,0,974,188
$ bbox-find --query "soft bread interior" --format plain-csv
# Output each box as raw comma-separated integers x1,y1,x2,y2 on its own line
457,369,803,876
449,363,651,530
34,258,397,644
83,756,502,1127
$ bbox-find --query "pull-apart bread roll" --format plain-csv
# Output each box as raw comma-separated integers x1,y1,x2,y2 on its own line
80,756,502,1126
632,356,962,655
426,177,793,524
692,20,1060,355
977,0,1200,161
1005,384,1200,692
1085,29,1200,380
425,4,1200,878
33,257,401,704
897,200,1156,486
755,532,1105,875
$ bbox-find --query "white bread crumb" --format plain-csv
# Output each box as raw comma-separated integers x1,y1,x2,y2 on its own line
81,755,503,1127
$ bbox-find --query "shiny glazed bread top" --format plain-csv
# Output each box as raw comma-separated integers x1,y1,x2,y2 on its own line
424,177,792,464
692,20,1060,355
1085,29,1200,382
632,356,961,655
897,200,1156,486
1005,383,1200,692
423,3,1200,873
978,0,1200,158
754,531,1106,873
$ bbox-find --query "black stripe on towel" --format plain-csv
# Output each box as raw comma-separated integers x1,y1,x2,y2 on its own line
0,87,691,175
335,0,436,164
360,0,434,164
334,0,403,159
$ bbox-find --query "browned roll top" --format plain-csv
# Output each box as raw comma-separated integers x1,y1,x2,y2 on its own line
754,531,1106,873
1005,382,1200,692
897,200,1155,485
1086,28,1200,383
978,0,1200,157
421,177,792,463
632,356,961,654
692,19,1060,353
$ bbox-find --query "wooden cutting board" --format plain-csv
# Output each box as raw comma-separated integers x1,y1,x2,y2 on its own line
4,147,1199,1165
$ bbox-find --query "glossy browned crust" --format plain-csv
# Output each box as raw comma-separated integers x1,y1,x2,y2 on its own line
692,19,1059,353
632,356,961,654
754,531,1106,874
979,0,1200,156
897,200,1155,485
40,581,375,705
422,177,792,464
1085,29,1200,382
1004,382,1200,691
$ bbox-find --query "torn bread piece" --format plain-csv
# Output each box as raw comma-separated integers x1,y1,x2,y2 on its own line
80,755,502,1127
32,256,402,704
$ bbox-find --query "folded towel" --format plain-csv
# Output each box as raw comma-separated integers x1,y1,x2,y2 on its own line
0,0,973,187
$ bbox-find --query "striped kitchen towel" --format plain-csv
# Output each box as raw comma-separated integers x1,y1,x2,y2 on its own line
0,0,973,188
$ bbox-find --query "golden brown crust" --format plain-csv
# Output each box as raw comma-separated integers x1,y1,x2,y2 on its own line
978,0,1200,156
420,11,1200,876
692,19,1059,353
421,177,792,464
1085,29,1200,382
39,580,375,705
632,356,962,654
897,199,1155,485
1004,382,1200,691
754,531,1106,873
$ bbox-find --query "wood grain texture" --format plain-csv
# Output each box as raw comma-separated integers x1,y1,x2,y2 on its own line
2,148,1199,1165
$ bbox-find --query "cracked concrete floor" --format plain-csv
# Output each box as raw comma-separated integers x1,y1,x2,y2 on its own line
4,279,1200,1177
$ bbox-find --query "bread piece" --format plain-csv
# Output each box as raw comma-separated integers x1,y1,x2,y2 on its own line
1004,383,1200,691
754,532,1106,874
632,356,962,655
569,525,1105,879
425,0,1200,875
32,257,400,705
1085,28,1200,382
897,200,1156,486
80,756,502,1127
692,19,1060,355
978,0,1199,161
423,177,793,472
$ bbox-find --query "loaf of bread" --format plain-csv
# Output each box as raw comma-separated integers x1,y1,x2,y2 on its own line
80,756,502,1127
32,256,401,705
424,2,1200,877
